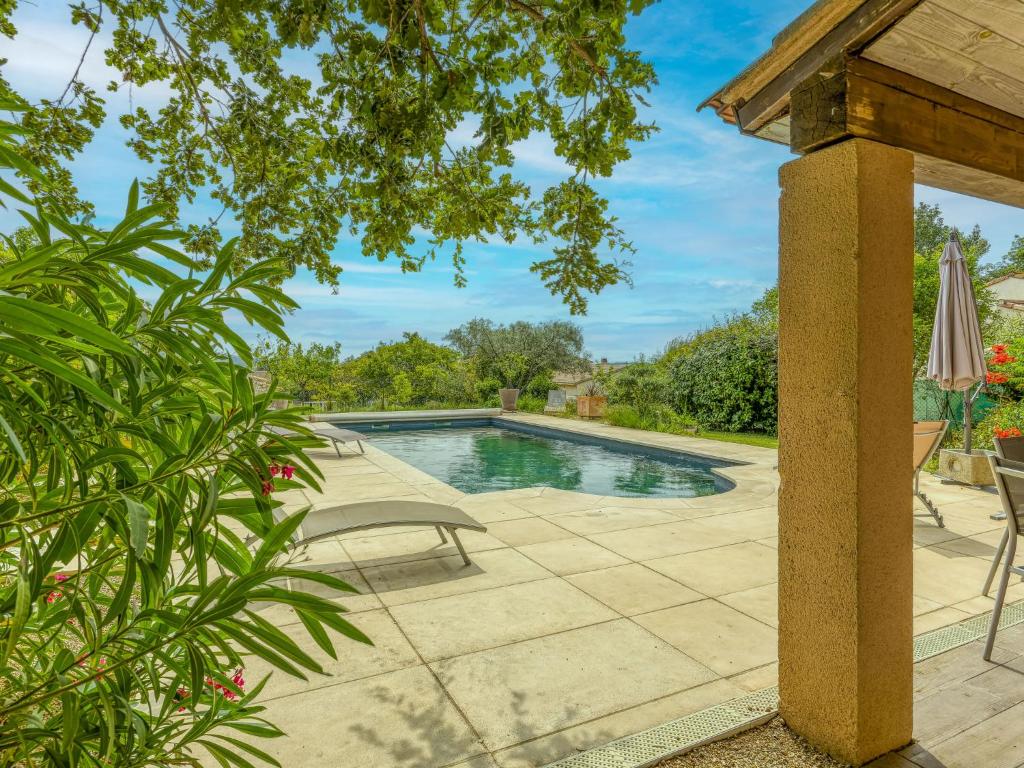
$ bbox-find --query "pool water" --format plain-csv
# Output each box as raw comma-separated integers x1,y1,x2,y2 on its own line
365,424,733,498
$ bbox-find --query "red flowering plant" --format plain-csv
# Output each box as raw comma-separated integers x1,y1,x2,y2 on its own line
0,127,370,766
985,342,1024,396
977,340,1024,447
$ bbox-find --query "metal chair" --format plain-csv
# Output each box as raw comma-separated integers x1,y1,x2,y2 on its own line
983,453,1024,660
914,420,948,527
982,436,1024,596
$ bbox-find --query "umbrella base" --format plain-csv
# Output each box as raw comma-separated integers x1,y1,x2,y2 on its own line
937,448,994,487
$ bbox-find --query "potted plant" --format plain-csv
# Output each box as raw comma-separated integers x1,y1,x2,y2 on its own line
497,354,528,412
577,381,607,419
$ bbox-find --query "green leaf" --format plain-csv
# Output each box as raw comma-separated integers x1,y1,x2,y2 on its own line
123,495,151,558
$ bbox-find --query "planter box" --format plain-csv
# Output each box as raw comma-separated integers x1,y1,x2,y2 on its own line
577,395,607,419
938,448,994,486
499,388,520,412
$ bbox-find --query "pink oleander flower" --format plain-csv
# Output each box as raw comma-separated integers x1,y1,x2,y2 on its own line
261,479,274,496
269,464,281,477
281,464,295,480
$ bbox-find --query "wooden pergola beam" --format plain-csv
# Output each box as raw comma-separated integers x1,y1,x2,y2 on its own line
790,57,1024,207
734,0,923,134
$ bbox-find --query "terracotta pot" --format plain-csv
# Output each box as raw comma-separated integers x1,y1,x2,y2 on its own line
577,395,607,419
499,388,520,412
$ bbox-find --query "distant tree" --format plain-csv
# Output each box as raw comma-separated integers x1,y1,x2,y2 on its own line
445,319,590,391
253,339,346,401
750,286,778,329
344,333,474,408
981,234,1024,283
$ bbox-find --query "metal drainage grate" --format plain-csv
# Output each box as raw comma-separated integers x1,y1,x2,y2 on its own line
543,598,1024,768
542,687,778,768
914,596,1024,662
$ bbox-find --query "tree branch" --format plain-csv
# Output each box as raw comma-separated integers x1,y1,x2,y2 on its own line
506,0,606,81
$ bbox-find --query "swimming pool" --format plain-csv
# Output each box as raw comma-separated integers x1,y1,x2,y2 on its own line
344,419,736,498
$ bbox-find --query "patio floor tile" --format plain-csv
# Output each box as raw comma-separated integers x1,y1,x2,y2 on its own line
913,548,999,605
643,541,777,597
516,537,629,575
253,568,381,625
388,578,616,661
718,583,779,628
361,547,552,606
566,563,703,616
491,678,744,768
485,517,576,546
455,498,536,524
246,608,420,699
548,506,679,535
342,528,506,568
914,607,974,635
634,599,777,676
511,493,605,516
257,665,485,768
587,518,749,561
431,619,717,751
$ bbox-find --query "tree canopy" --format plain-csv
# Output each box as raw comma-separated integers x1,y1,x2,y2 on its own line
445,317,589,390
254,339,346,402
3,0,658,313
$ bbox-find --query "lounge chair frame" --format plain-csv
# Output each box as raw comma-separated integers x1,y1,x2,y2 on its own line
267,423,366,455
982,436,1024,597
274,500,487,566
983,455,1024,660
914,420,948,528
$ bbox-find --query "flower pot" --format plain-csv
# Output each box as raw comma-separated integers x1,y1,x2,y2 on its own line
577,395,607,419
499,388,520,412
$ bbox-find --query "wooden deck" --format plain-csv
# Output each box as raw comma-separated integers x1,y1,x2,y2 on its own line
874,622,1024,767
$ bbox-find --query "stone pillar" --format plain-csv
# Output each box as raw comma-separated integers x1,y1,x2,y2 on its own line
777,138,914,765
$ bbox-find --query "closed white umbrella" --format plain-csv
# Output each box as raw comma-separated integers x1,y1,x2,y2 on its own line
926,230,987,453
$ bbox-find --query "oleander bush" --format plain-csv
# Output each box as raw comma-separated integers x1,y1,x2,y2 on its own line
0,100,368,767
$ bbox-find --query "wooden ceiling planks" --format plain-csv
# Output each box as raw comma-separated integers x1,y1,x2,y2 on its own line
931,0,1024,49
864,0,1024,118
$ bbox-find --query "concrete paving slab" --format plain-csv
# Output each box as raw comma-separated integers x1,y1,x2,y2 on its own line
566,563,704,616
431,619,717,751
516,537,630,575
485,517,576,546
389,578,616,661
643,541,777,597
361,547,552,607
246,608,419,699
634,599,777,676
257,665,485,768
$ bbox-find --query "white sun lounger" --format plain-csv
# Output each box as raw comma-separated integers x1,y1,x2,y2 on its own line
281,500,487,566
267,423,366,455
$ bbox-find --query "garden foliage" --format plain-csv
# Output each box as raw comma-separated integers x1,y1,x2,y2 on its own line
0,101,368,766
4,0,658,312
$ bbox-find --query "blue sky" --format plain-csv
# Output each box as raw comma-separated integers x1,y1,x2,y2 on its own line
3,1,1023,361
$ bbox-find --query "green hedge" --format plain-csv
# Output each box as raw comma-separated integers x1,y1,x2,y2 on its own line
668,320,778,434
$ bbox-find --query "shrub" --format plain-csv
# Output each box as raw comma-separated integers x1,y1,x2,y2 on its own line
669,319,778,434
605,404,695,434
975,400,1024,450
0,105,367,765
604,362,671,416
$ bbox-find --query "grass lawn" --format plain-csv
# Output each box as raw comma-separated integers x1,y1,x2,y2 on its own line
694,430,778,449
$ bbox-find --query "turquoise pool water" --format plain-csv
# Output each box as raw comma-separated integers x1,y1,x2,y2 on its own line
363,423,734,498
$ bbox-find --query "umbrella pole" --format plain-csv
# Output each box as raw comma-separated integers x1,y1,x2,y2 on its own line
964,393,973,455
